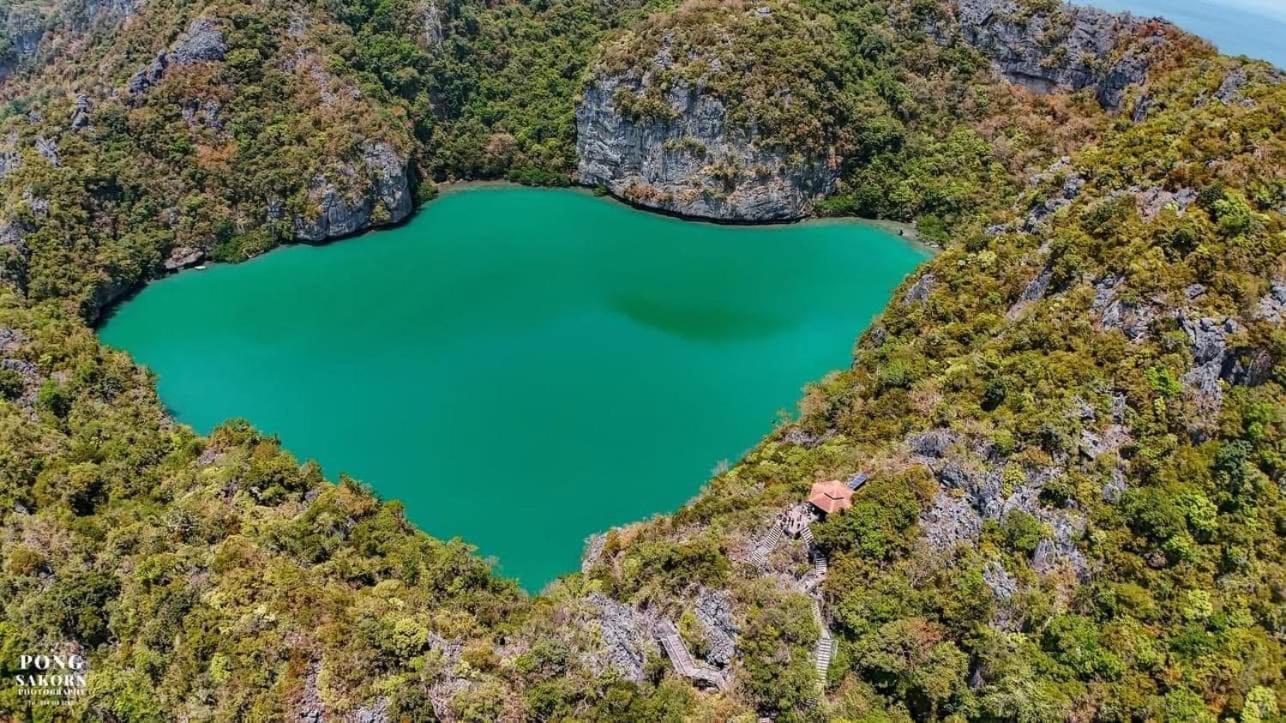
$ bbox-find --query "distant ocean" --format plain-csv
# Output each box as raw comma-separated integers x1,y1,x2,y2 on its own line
1078,0,1285,67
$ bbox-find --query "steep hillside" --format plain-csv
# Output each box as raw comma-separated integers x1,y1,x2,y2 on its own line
0,0,1281,720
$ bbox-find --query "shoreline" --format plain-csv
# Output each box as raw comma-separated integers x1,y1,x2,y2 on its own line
435,178,935,249
94,180,935,328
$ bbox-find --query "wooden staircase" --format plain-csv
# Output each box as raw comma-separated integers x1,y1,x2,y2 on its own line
655,619,727,690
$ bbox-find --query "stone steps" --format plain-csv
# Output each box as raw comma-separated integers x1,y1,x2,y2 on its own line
815,636,834,677
812,601,834,680
811,548,828,577
748,523,784,567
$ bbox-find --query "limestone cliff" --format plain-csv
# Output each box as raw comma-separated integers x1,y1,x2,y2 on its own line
576,73,837,222
292,141,413,243
948,0,1182,110
574,3,843,223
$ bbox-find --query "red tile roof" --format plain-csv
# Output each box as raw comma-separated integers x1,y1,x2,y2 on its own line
808,480,854,514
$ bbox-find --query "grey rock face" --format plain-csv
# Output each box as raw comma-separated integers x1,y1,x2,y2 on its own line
950,0,1168,110
921,462,1085,569
581,532,606,574
128,17,225,97
590,593,650,683
1093,273,1157,341
419,0,445,47
1256,281,1285,323
575,74,837,222
163,246,204,271
1135,186,1197,220
181,98,223,130
128,53,168,95
0,326,24,353
351,699,389,723
694,587,739,668
70,94,92,129
169,17,225,66
34,136,58,166
908,428,958,458
1022,164,1084,231
0,360,38,410
902,272,937,304
1102,468,1127,504
2,0,138,79
1214,67,1252,105
293,142,412,243
0,132,20,179
1179,314,1238,405
982,560,1017,602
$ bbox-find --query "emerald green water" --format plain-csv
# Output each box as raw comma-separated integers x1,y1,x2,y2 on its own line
100,187,928,590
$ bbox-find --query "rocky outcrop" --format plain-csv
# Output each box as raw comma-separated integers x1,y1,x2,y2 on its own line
169,17,225,66
1092,273,1158,342
163,246,204,271
1257,281,1285,324
575,74,837,222
69,94,92,129
0,132,19,179
920,460,1089,581
1179,312,1273,416
694,587,738,668
128,16,226,96
581,532,606,574
292,142,412,243
908,428,958,458
902,272,937,305
589,593,652,683
418,0,445,47
949,0,1172,110
1135,186,1197,219
1,0,140,81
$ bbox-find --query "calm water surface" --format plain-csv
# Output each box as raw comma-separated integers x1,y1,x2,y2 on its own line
101,187,929,589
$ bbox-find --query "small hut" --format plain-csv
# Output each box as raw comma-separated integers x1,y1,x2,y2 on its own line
807,480,854,515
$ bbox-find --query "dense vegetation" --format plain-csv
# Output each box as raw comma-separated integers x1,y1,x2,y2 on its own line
0,0,1282,720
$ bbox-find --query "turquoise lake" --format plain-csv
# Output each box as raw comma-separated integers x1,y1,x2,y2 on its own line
100,187,929,590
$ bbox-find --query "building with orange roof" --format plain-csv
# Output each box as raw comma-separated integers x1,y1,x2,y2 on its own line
807,480,853,515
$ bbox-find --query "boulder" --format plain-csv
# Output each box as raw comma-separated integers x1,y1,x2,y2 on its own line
34,135,58,166
1092,273,1157,341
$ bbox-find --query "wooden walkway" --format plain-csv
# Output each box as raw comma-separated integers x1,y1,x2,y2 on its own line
655,619,728,690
